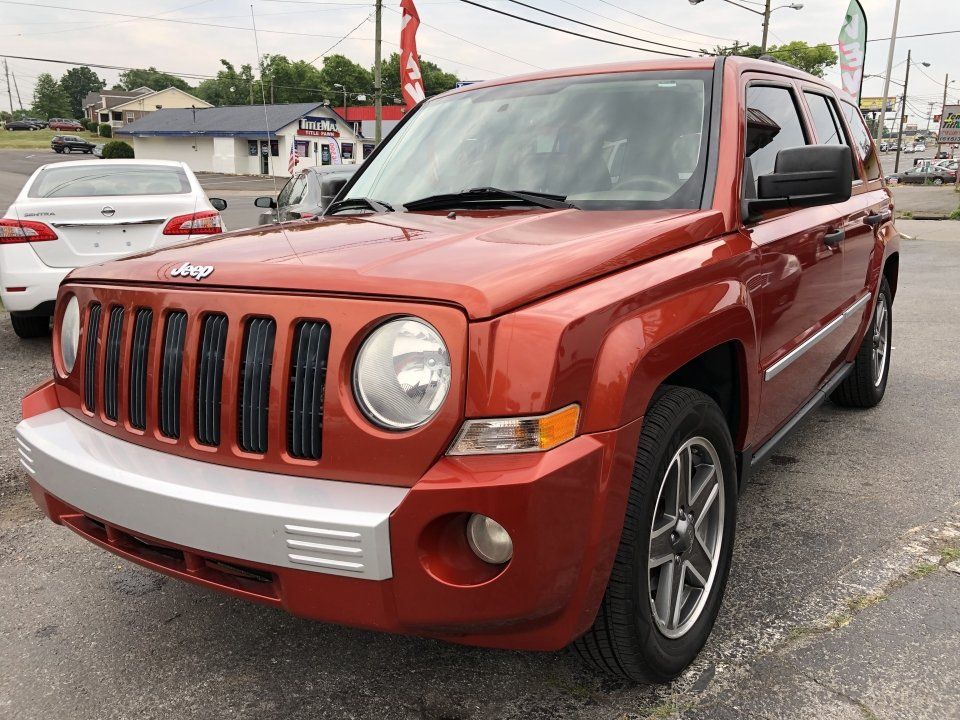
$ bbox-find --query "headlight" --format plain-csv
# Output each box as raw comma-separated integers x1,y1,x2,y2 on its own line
59,295,80,374
353,317,451,429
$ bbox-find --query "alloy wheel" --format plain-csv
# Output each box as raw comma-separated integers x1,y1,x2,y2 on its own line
872,293,889,387
647,437,725,639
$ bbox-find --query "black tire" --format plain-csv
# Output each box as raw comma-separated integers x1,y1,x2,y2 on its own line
10,314,50,339
573,386,738,682
831,277,892,408
63,146,71,154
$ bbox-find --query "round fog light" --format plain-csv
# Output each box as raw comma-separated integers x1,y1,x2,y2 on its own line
466,514,513,565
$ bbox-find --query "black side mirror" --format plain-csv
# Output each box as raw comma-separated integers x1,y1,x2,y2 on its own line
254,196,277,209
209,197,228,211
746,145,852,222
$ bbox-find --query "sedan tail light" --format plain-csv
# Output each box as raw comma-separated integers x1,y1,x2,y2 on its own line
163,211,223,236
0,218,58,244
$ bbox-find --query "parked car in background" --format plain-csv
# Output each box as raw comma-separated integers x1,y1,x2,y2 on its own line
934,158,958,173
254,164,358,224
48,119,85,131
24,117,48,128
0,159,228,338
914,142,927,153
17,57,899,683
50,135,96,154
934,150,951,159
879,141,890,152
889,164,957,184
4,119,41,131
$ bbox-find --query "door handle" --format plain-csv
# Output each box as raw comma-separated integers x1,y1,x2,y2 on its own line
864,210,892,227
824,229,844,247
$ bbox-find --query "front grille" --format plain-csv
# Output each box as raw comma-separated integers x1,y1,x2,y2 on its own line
159,311,188,439
103,306,124,421
238,317,276,454
76,300,329,463
288,321,330,460
196,314,228,446
128,309,153,430
83,303,102,412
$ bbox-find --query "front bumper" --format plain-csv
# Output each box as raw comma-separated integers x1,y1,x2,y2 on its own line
19,406,642,650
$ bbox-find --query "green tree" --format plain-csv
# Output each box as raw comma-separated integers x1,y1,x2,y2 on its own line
378,53,458,102
257,54,326,104
318,54,373,104
59,66,105,119
195,60,257,106
705,40,838,78
31,73,72,119
116,67,192,92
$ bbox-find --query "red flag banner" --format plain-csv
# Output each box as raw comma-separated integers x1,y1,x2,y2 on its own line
400,0,425,108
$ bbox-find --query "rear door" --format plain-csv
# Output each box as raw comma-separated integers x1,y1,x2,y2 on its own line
17,163,202,268
743,79,852,444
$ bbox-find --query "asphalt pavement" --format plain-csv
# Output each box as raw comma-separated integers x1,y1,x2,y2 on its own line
1,149,959,719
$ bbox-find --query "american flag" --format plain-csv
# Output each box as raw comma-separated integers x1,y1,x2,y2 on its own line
288,141,299,174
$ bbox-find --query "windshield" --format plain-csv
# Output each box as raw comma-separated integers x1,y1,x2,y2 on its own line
29,165,192,198
345,70,713,211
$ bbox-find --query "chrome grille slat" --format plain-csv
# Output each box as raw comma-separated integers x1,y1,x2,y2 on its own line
288,321,330,460
83,304,102,412
159,311,187,438
103,306,124,421
238,317,275,454
196,314,228,446
128,309,152,430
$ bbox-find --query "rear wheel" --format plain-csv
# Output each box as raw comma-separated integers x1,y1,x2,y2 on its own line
573,386,737,682
831,277,892,408
10,314,50,339
63,146,71,154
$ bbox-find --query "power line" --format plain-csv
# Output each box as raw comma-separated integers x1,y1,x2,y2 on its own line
456,0,691,57
497,0,702,54
308,13,372,63
594,0,739,43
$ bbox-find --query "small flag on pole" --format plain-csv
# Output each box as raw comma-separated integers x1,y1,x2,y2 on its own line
288,140,299,174
400,0,425,109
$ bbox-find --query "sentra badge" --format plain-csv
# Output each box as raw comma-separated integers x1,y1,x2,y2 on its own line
170,262,215,281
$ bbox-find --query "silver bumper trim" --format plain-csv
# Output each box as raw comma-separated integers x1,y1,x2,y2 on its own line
16,409,408,580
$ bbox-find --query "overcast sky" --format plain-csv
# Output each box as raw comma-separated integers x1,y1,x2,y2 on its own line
3,0,959,123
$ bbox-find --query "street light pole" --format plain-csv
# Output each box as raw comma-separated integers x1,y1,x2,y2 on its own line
894,49,911,174
937,74,950,156
761,0,771,53
875,0,902,143
374,0,383,144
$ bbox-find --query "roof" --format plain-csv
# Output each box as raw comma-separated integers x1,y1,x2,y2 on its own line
110,87,212,111
83,88,153,109
117,102,329,137
334,105,406,122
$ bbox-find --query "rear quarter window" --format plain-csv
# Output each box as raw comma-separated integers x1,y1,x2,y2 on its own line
840,101,882,180
29,165,192,198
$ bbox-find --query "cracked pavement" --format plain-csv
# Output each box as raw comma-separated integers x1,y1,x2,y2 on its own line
1,219,959,719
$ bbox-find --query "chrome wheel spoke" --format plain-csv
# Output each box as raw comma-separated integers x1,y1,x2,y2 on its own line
689,464,718,520
686,535,713,586
648,523,675,569
676,446,692,510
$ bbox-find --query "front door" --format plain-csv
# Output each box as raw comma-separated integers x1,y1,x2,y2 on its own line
743,81,853,444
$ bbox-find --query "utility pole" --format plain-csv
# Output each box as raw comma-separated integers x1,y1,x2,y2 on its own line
761,0,771,54
876,0,902,143
11,68,22,110
894,49,911,174
374,0,383,144
3,59,13,115
937,74,949,157
925,101,935,133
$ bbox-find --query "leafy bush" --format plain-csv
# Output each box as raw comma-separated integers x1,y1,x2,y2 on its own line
98,123,112,138
81,118,96,132
101,140,134,159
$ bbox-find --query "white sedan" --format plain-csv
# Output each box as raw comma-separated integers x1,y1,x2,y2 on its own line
0,159,227,338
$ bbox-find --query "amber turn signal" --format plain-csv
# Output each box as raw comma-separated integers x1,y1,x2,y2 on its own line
447,404,580,455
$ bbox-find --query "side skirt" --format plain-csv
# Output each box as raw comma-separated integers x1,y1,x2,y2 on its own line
738,362,854,484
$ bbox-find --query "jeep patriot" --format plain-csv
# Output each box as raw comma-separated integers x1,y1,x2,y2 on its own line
17,56,898,682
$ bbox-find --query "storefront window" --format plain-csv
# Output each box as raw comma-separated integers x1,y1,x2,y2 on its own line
270,140,279,157
341,142,354,160
248,140,258,156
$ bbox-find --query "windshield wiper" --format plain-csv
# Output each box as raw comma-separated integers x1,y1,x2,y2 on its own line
403,187,575,212
325,197,394,216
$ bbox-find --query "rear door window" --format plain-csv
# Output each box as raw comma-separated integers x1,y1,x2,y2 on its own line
804,92,847,146
29,165,192,198
840,101,882,180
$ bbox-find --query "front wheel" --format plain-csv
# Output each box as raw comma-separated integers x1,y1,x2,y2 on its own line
831,277,892,408
573,386,737,682
933,177,944,186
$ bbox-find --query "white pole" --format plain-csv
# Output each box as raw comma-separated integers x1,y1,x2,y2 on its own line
875,0,902,142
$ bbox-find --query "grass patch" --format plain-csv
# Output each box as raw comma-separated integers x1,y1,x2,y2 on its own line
0,128,97,150
949,207,960,220
642,701,693,719
910,562,939,579
940,546,960,563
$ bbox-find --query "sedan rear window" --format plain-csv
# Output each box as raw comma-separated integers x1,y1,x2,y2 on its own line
29,165,192,198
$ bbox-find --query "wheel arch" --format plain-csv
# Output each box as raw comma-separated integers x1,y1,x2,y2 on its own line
882,251,899,300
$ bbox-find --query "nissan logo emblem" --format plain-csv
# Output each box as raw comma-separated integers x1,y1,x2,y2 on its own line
101,206,116,217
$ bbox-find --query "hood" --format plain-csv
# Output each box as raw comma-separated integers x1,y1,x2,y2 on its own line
67,208,726,319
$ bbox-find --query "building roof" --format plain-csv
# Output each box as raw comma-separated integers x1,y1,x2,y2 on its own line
111,87,212,112
117,103,329,137
334,105,407,122
83,87,153,109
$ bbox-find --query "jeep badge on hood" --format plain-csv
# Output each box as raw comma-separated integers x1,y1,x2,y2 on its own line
169,262,215,281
